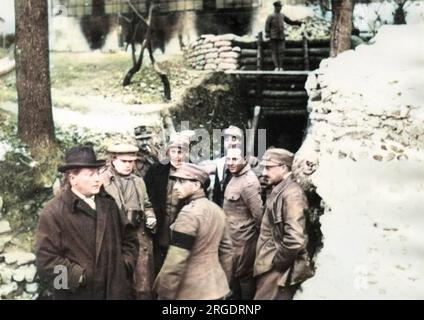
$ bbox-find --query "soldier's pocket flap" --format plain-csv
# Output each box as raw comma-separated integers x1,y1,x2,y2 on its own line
224,189,241,201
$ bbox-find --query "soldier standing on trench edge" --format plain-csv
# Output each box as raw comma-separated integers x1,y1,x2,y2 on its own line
265,1,303,71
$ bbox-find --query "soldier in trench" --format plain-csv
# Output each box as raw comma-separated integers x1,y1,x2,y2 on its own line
254,148,315,300
202,125,259,207
133,125,160,178
153,163,233,300
144,133,190,276
223,147,263,300
99,143,157,299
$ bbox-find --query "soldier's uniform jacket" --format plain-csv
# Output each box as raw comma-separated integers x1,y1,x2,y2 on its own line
265,13,286,40
100,165,156,299
223,164,263,279
254,173,315,287
153,189,233,300
100,165,155,220
135,147,159,179
265,13,301,40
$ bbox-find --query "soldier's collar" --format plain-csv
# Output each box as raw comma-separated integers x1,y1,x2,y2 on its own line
234,163,250,177
187,189,205,202
271,172,293,194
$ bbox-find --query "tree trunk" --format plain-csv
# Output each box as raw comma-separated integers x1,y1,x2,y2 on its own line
92,0,105,16
394,1,407,25
330,0,354,57
15,0,55,158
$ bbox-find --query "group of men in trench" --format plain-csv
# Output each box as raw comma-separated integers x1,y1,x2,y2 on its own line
34,122,315,300
32,1,317,301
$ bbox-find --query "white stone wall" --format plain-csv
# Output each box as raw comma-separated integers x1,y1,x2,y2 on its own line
354,0,424,34
301,24,424,167
293,24,424,299
0,220,38,300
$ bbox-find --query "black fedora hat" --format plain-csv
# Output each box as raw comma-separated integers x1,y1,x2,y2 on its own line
58,145,105,173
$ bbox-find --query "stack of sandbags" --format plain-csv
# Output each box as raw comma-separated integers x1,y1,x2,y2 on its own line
186,34,241,71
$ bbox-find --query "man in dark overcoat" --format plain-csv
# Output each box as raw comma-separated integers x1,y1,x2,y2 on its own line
144,134,189,275
35,146,139,300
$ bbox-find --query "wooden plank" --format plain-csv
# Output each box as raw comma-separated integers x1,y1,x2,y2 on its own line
245,82,306,90
240,56,325,65
303,36,310,71
262,109,308,116
248,98,307,109
247,89,307,98
241,47,330,58
257,32,263,70
226,70,311,75
233,40,257,49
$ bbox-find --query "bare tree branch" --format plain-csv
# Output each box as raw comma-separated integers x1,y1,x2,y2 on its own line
127,0,149,27
118,13,131,24
122,2,171,100
123,4,155,86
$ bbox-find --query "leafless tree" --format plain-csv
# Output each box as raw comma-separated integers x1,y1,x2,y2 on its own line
393,0,407,24
122,1,171,101
330,0,355,57
15,0,56,158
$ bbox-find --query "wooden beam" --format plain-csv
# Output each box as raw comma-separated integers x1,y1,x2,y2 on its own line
241,48,330,58
248,98,308,109
262,109,308,116
257,32,263,71
303,35,310,71
225,70,311,76
247,89,307,99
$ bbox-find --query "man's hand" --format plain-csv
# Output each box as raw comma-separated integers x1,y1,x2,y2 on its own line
145,216,157,230
78,272,86,287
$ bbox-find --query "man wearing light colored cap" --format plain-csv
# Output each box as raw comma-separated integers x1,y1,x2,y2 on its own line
100,143,157,299
254,148,315,300
144,133,190,276
153,163,233,300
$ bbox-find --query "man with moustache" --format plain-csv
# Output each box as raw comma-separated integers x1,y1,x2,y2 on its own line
153,163,233,300
133,125,160,178
254,148,314,300
144,133,190,275
35,146,139,299
223,147,263,299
